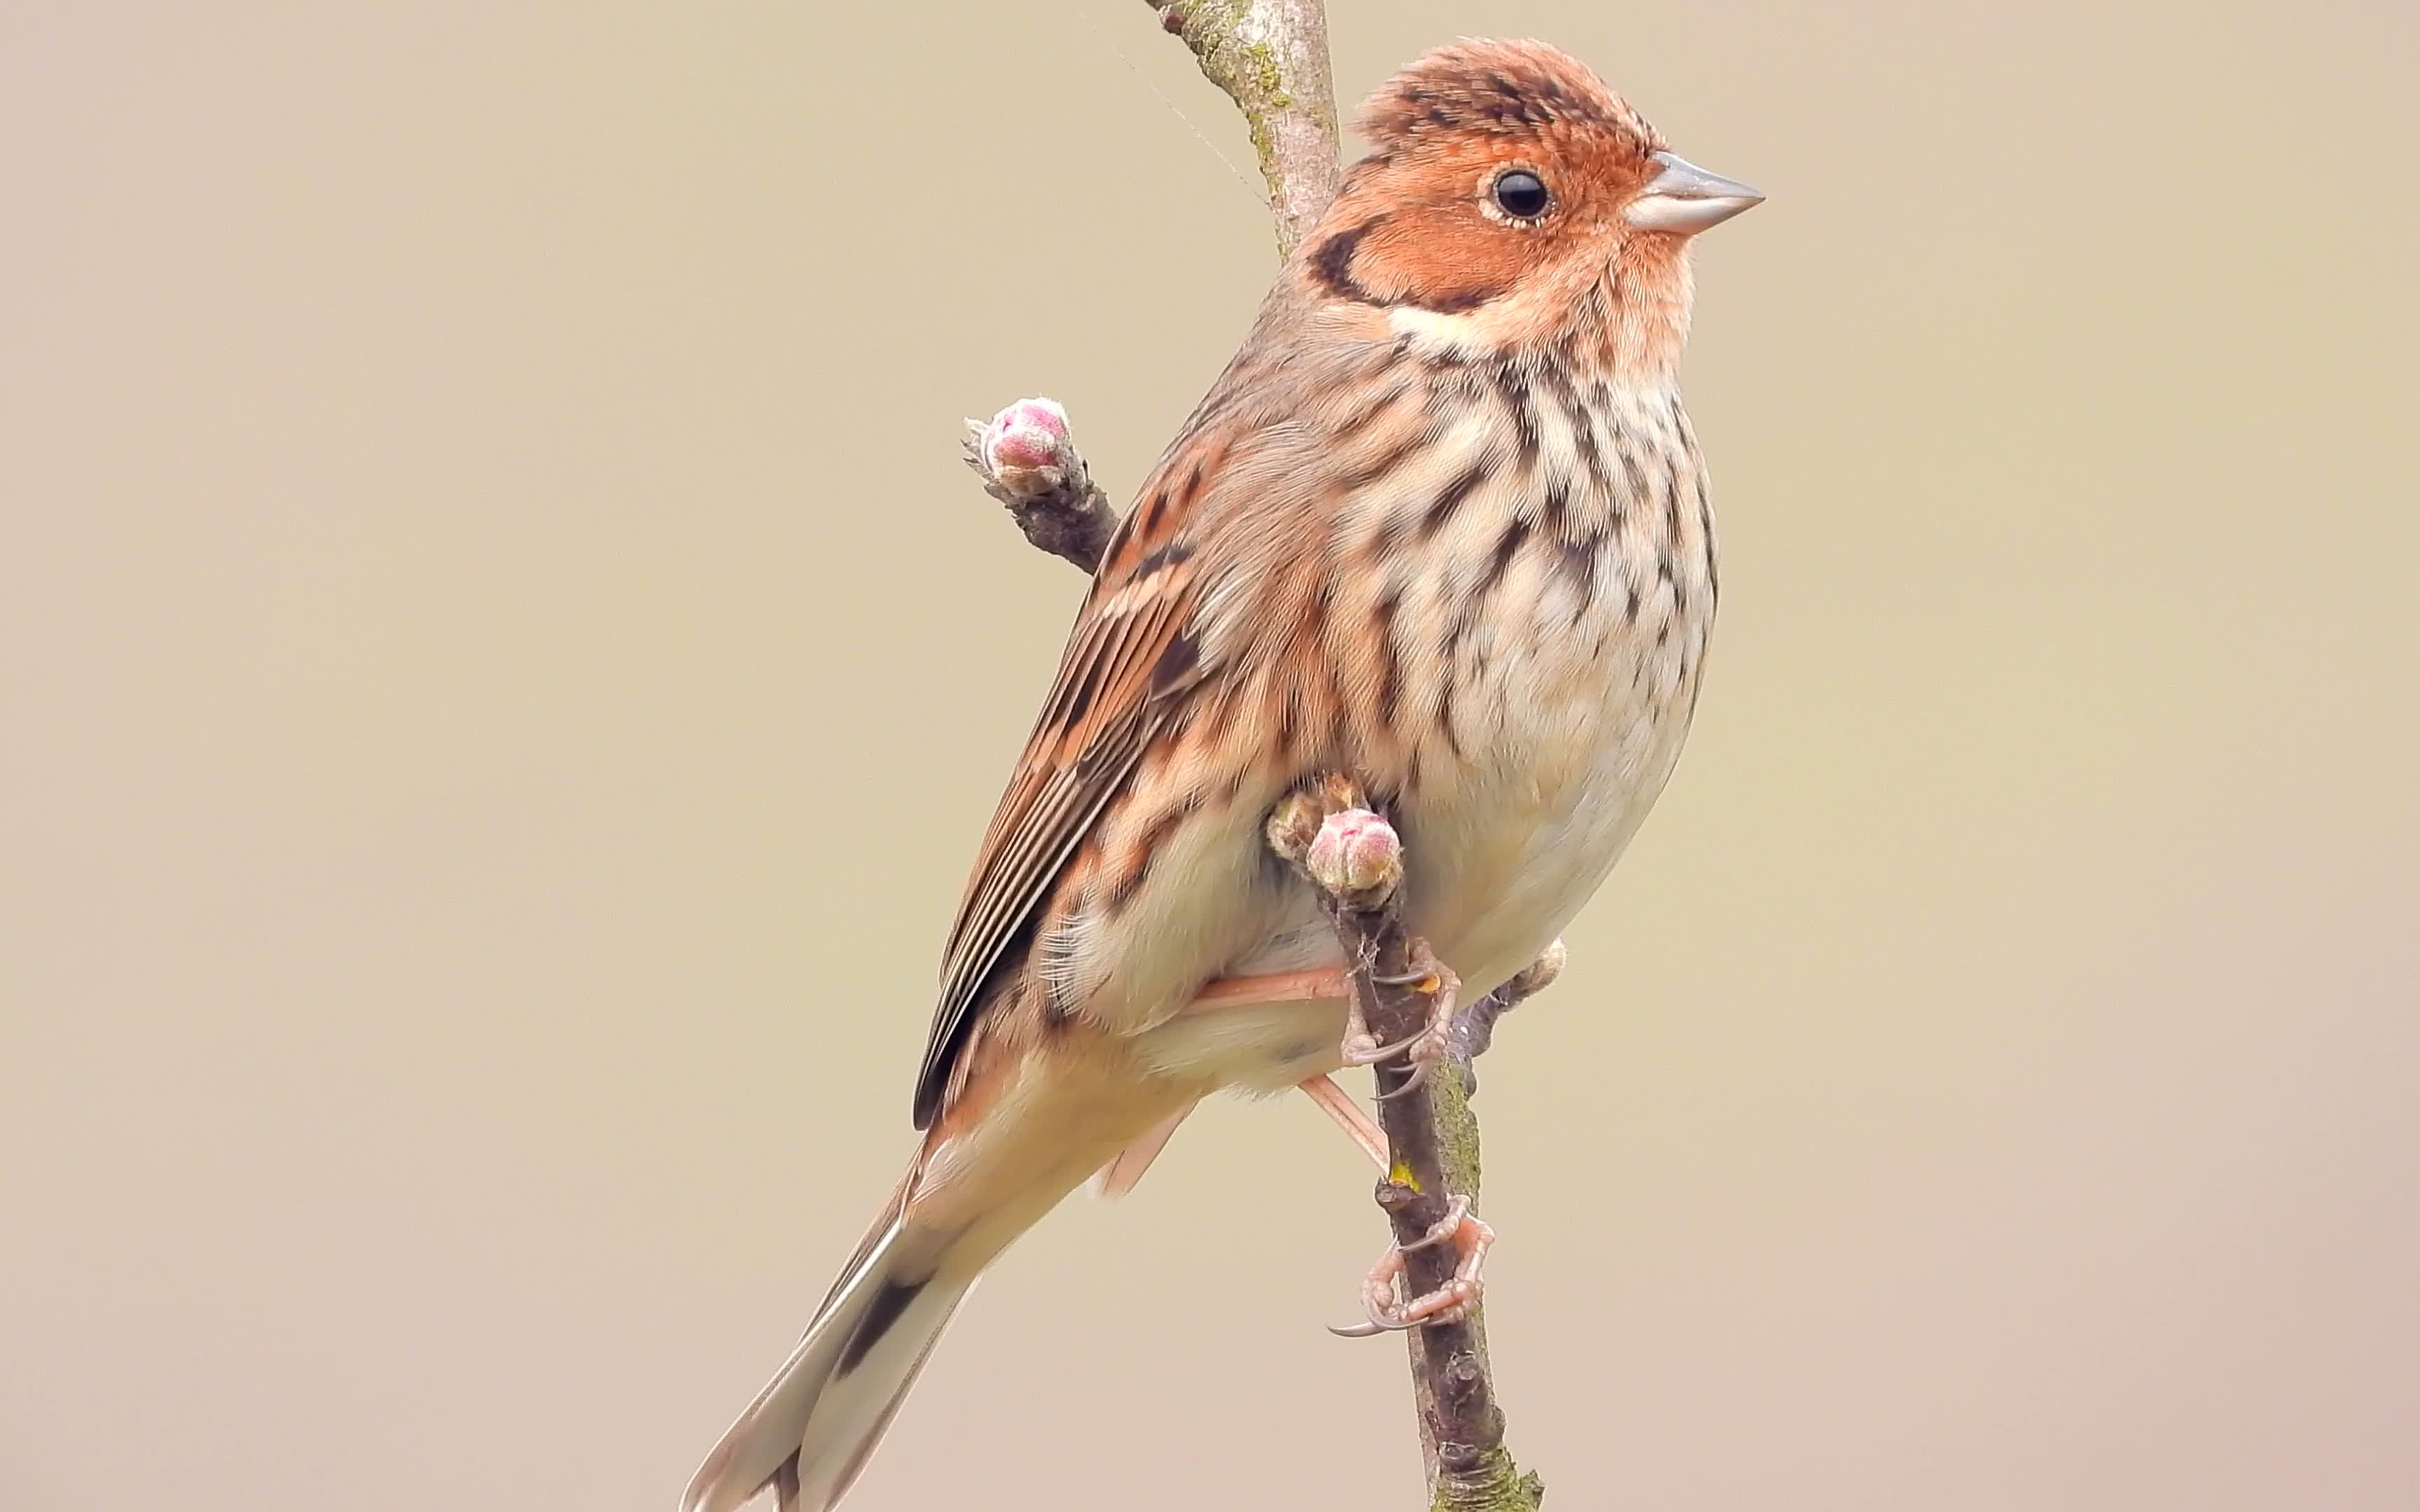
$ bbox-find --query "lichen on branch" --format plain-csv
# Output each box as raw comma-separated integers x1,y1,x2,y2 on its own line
1151,0,1344,254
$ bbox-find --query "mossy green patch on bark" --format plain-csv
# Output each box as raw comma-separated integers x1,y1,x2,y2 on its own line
1436,1449,1547,1512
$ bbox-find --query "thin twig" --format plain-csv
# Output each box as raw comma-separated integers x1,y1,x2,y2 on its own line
1148,0,1344,255
1449,941,1566,1092
1265,780,1544,1512
961,400,1117,574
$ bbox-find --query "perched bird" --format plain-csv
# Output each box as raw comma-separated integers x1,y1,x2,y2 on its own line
685,37,1760,1512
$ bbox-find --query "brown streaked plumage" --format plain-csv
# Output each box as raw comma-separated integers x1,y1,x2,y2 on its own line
684,38,1760,1512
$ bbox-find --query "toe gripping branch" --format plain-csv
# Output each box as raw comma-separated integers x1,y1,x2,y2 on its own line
1265,775,1552,1503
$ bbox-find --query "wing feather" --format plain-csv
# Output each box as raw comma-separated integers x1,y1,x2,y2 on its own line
910,544,1204,1128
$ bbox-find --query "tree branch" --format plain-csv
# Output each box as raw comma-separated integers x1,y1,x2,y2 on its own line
1150,0,1344,255
1263,783,1549,1512
959,9,1547,1507
961,398,1116,575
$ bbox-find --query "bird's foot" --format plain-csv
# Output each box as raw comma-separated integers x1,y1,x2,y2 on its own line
1330,1196,1494,1336
1342,939,1459,1099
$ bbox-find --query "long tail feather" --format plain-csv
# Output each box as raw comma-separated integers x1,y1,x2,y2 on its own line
686,1045,1195,1510
683,1194,971,1512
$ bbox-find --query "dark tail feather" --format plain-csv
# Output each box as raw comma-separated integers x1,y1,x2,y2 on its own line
683,1187,973,1512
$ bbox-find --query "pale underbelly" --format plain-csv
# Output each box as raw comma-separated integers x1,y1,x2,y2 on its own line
1131,673,1698,1093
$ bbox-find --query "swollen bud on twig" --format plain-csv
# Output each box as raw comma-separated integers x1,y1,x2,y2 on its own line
1306,808,1403,911
973,397,1073,499
960,396,1117,575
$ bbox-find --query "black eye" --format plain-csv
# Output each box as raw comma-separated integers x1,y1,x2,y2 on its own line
1491,170,1550,219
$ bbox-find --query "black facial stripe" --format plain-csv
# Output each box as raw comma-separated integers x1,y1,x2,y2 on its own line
1306,210,1505,314
1309,216,1387,304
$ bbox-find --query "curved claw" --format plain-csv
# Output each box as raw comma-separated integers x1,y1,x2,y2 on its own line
1373,1057,1435,1100
1344,950,1459,1074
1340,1027,1429,1068
1400,1195,1473,1251
1331,1196,1494,1338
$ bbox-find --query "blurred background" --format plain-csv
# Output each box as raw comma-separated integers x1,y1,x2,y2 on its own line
5,1,2416,1508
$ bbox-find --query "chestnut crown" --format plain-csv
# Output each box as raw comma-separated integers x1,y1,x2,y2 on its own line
1302,39,1759,342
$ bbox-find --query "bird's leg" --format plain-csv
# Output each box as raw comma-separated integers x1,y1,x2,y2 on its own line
1330,1195,1495,1336
1297,1072,1388,1168
1176,941,1460,1095
1176,967,1351,1013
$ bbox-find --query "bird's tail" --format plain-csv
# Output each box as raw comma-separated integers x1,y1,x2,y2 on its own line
683,1049,1195,1512
680,1169,970,1512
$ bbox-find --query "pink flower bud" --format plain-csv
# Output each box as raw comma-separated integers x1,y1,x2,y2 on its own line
981,397,1071,485
1306,808,1402,907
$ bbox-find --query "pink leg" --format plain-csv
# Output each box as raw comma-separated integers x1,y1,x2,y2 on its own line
1331,1196,1496,1337
1176,967,1351,1014
1297,1074,1387,1169
1177,946,1459,1096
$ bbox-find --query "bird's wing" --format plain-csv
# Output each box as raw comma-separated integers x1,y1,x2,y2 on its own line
911,493,1217,1129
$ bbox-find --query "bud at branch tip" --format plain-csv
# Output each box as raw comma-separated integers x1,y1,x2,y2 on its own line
1306,808,1402,908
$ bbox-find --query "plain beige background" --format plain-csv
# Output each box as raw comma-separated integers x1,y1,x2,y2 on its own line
6,1,2416,1508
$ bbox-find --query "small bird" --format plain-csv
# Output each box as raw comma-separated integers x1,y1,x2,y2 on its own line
685,38,1759,1512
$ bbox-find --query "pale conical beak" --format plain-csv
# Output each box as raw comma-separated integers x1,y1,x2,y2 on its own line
1625,150,1765,234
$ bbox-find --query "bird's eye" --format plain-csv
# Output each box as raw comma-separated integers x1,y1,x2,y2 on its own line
1491,170,1550,219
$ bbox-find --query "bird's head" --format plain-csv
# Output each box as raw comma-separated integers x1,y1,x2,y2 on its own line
1301,38,1760,372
